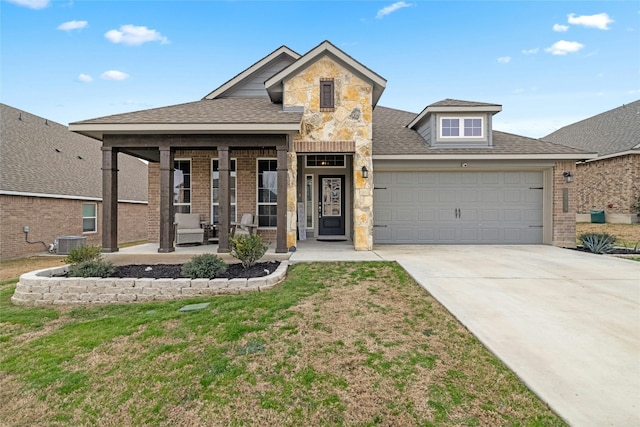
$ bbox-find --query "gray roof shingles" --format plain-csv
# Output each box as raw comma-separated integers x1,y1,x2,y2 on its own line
1,104,147,201
542,99,640,157
373,105,592,156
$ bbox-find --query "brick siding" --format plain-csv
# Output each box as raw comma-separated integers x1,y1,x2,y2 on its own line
0,195,148,260
552,161,577,247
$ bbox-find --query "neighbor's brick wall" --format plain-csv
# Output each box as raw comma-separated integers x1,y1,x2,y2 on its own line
552,161,577,248
0,195,147,260
575,154,639,215
147,149,277,244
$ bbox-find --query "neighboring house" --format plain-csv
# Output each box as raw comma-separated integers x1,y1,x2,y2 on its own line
0,104,149,259
69,41,594,253
543,100,640,224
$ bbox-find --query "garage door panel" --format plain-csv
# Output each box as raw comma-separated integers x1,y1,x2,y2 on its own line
374,171,544,244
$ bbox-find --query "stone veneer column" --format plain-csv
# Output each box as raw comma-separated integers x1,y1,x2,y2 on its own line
286,149,297,250
353,135,373,251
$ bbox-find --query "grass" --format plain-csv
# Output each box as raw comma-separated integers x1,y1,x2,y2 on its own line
0,262,566,426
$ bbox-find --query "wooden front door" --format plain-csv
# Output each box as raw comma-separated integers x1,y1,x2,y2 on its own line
318,175,345,236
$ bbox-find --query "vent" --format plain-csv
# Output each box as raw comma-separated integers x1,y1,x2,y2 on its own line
56,236,87,255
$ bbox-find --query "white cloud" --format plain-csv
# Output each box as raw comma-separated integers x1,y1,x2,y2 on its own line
568,13,614,30
545,40,584,55
105,25,169,46
57,20,88,31
498,56,511,64
522,48,539,55
376,1,412,19
5,0,49,9
77,74,93,83
553,24,569,32
101,70,130,81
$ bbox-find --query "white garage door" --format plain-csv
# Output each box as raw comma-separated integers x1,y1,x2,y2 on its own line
374,171,543,244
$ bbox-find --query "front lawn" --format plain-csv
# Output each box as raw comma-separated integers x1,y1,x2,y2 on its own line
0,262,565,426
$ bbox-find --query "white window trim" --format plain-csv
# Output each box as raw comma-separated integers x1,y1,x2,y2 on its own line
82,202,97,234
211,158,237,224
439,116,484,139
174,158,192,213
306,154,346,168
257,157,278,229
305,174,314,230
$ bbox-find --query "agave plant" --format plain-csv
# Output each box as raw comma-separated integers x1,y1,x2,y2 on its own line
579,232,616,254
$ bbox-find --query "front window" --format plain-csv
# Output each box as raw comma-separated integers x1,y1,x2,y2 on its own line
211,159,237,224
306,155,345,167
82,203,97,233
305,175,314,229
440,117,484,138
257,159,277,227
173,159,191,214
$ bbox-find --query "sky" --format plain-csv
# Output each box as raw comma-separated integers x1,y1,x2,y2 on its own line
1,0,638,138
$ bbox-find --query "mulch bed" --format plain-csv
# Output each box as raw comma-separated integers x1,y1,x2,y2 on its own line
112,261,280,279
574,246,640,255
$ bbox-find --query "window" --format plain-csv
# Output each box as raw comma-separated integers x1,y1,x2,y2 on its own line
211,159,237,224
440,117,484,138
257,159,277,227
173,159,191,214
305,175,314,229
82,203,97,233
320,78,334,110
306,155,345,167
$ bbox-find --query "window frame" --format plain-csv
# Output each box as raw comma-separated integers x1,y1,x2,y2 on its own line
173,158,192,214
319,78,335,110
439,116,484,139
256,158,278,228
306,154,345,168
82,202,97,234
211,158,237,225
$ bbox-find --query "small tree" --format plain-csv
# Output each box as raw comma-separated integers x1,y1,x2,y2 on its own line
229,234,268,269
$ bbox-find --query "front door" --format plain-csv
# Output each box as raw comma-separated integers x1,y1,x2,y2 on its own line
318,175,345,236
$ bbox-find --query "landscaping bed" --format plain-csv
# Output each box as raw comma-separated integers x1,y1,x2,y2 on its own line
113,261,280,279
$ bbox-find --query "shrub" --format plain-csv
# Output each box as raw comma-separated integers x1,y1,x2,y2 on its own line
64,245,102,264
68,259,115,278
230,234,268,269
631,196,640,214
181,253,228,279
579,232,616,254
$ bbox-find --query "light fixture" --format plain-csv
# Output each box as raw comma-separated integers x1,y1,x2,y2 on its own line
361,166,369,179
562,171,573,183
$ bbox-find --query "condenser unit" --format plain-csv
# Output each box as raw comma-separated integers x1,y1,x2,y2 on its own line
56,236,87,255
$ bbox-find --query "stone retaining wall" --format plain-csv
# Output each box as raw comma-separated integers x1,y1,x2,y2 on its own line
11,263,289,306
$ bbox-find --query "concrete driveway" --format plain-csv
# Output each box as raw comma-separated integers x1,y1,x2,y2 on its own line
374,245,640,427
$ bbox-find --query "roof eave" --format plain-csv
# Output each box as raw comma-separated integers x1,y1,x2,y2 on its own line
408,105,503,129
373,153,598,161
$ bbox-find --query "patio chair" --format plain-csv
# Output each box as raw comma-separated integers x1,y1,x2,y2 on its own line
230,213,258,237
174,213,204,245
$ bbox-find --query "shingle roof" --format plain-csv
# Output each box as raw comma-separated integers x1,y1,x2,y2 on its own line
373,105,593,157
71,98,302,125
428,99,502,108
1,104,147,201
542,100,640,157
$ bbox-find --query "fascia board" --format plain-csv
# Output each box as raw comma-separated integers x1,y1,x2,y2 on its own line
0,190,147,204
584,150,640,162
373,153,598,161
204,46,300,100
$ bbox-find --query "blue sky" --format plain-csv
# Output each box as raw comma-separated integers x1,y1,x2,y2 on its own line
1,0,638,138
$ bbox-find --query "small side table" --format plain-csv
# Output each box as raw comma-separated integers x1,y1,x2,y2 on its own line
202,223,218,244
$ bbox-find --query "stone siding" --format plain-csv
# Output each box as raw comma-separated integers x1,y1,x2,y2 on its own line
284,56,374,250
575,154,639,218
11,262,288,306
0,195,147,260
552,161,577,247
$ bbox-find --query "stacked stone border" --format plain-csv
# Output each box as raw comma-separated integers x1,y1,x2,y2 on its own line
11,262,289,306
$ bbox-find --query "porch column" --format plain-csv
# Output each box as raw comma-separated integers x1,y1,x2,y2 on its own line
276,145,287,253
158,145,175,253
217,145,230,253
101,146,118,252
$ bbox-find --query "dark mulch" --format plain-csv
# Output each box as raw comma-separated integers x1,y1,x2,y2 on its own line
112,261,280,279
574,246,640,255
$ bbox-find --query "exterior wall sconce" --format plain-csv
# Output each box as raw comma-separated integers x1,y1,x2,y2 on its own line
562,171,573,183
361,166,369,179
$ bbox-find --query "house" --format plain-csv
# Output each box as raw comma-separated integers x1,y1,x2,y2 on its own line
543,100,640,224
0,104,148,259
69,41,594,254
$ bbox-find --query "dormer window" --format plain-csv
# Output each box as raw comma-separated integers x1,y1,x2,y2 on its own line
320,78,334,110
440,117,484,138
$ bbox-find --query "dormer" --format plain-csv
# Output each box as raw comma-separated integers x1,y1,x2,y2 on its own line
408,99,502,148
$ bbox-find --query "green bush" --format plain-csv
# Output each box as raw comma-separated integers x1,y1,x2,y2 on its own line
181,253,228,279
230,234,268,269
631,196,640,214
579,232,616,254
68,259,115,278
64,245,102,264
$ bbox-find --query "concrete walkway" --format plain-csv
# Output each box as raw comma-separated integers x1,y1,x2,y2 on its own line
374,245,639,427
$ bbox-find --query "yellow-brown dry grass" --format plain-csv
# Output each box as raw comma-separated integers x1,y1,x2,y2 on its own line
576,222,640,246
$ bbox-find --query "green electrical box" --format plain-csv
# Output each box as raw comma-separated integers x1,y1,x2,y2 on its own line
590,210,605,224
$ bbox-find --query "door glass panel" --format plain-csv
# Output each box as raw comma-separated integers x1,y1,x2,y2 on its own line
322,177,342,217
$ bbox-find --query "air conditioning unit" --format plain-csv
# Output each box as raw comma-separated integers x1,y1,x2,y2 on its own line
56,236,87,255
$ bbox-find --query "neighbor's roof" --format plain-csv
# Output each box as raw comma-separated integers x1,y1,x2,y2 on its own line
1,104,148,202
70,98,302,140
373,105,595,160
542,100,640,158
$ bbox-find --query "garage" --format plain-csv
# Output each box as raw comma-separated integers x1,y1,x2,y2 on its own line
373,171,544,244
